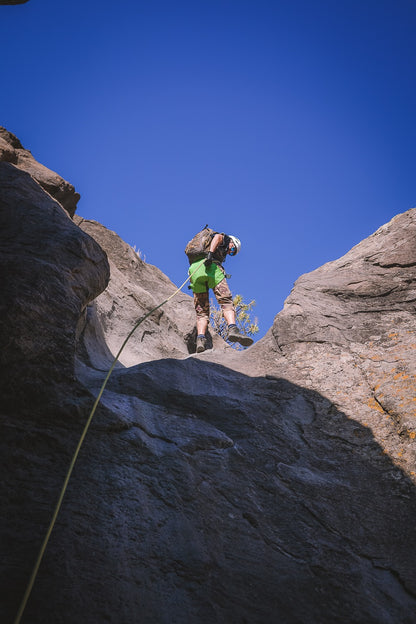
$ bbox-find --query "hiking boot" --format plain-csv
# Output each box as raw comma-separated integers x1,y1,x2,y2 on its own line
227,325,254,347
196,335,206,353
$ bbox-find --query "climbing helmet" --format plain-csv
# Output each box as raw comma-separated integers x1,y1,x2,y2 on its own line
229,235,241,256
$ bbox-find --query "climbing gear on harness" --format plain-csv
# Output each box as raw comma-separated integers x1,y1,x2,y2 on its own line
227,324,254,347
13,258,206,624
204,251,214,267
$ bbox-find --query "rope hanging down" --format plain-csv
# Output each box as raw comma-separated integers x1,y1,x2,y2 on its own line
14,259,205,624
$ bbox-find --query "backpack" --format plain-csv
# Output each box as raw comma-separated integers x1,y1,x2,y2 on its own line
184,225,215,264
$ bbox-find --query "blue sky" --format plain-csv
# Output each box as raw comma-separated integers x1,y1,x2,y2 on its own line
2,0,416,338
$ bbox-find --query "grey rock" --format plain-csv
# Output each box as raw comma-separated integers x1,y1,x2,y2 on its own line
241,209,416,470
272,209,416,348
0,162,109,407
1,131,416,624
0,127,80,216
3,359,416,624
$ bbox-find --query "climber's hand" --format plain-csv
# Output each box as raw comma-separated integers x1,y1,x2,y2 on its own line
204,252,214,267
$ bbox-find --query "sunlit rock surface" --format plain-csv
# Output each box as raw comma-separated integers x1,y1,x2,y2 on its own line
0,127,79,217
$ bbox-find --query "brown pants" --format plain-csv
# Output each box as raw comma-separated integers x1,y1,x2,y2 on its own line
193,278,234,321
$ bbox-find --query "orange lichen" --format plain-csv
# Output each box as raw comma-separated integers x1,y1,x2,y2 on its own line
367,398,384,414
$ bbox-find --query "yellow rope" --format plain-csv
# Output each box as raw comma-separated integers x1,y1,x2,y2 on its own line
14,259,204,624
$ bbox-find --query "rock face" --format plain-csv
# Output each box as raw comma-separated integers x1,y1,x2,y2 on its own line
0,128,80,217
246,210,416,468
0,162,109,407
1,131,416,624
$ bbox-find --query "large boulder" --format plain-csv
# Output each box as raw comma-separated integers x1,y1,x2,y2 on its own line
0,162,109,407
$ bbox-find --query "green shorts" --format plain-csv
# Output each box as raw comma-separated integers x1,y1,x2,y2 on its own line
189,260,225,294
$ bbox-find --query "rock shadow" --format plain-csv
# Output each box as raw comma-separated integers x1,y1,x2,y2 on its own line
1,357,416,624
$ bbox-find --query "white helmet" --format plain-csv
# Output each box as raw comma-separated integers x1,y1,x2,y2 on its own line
229,235,241,256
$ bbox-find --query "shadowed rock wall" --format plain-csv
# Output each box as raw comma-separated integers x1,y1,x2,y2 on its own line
0,162,109,407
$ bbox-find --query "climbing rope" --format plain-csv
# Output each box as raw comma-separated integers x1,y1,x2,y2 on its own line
14,259,204,624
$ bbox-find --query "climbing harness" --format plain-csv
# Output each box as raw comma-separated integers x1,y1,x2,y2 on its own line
14,258,205,624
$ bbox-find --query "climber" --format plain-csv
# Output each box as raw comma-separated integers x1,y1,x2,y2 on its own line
188,230,254,353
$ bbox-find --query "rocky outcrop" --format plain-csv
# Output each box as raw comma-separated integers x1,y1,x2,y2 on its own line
0,161,109,407
240,210,416,470
1,131,415,624
0,128,80,217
